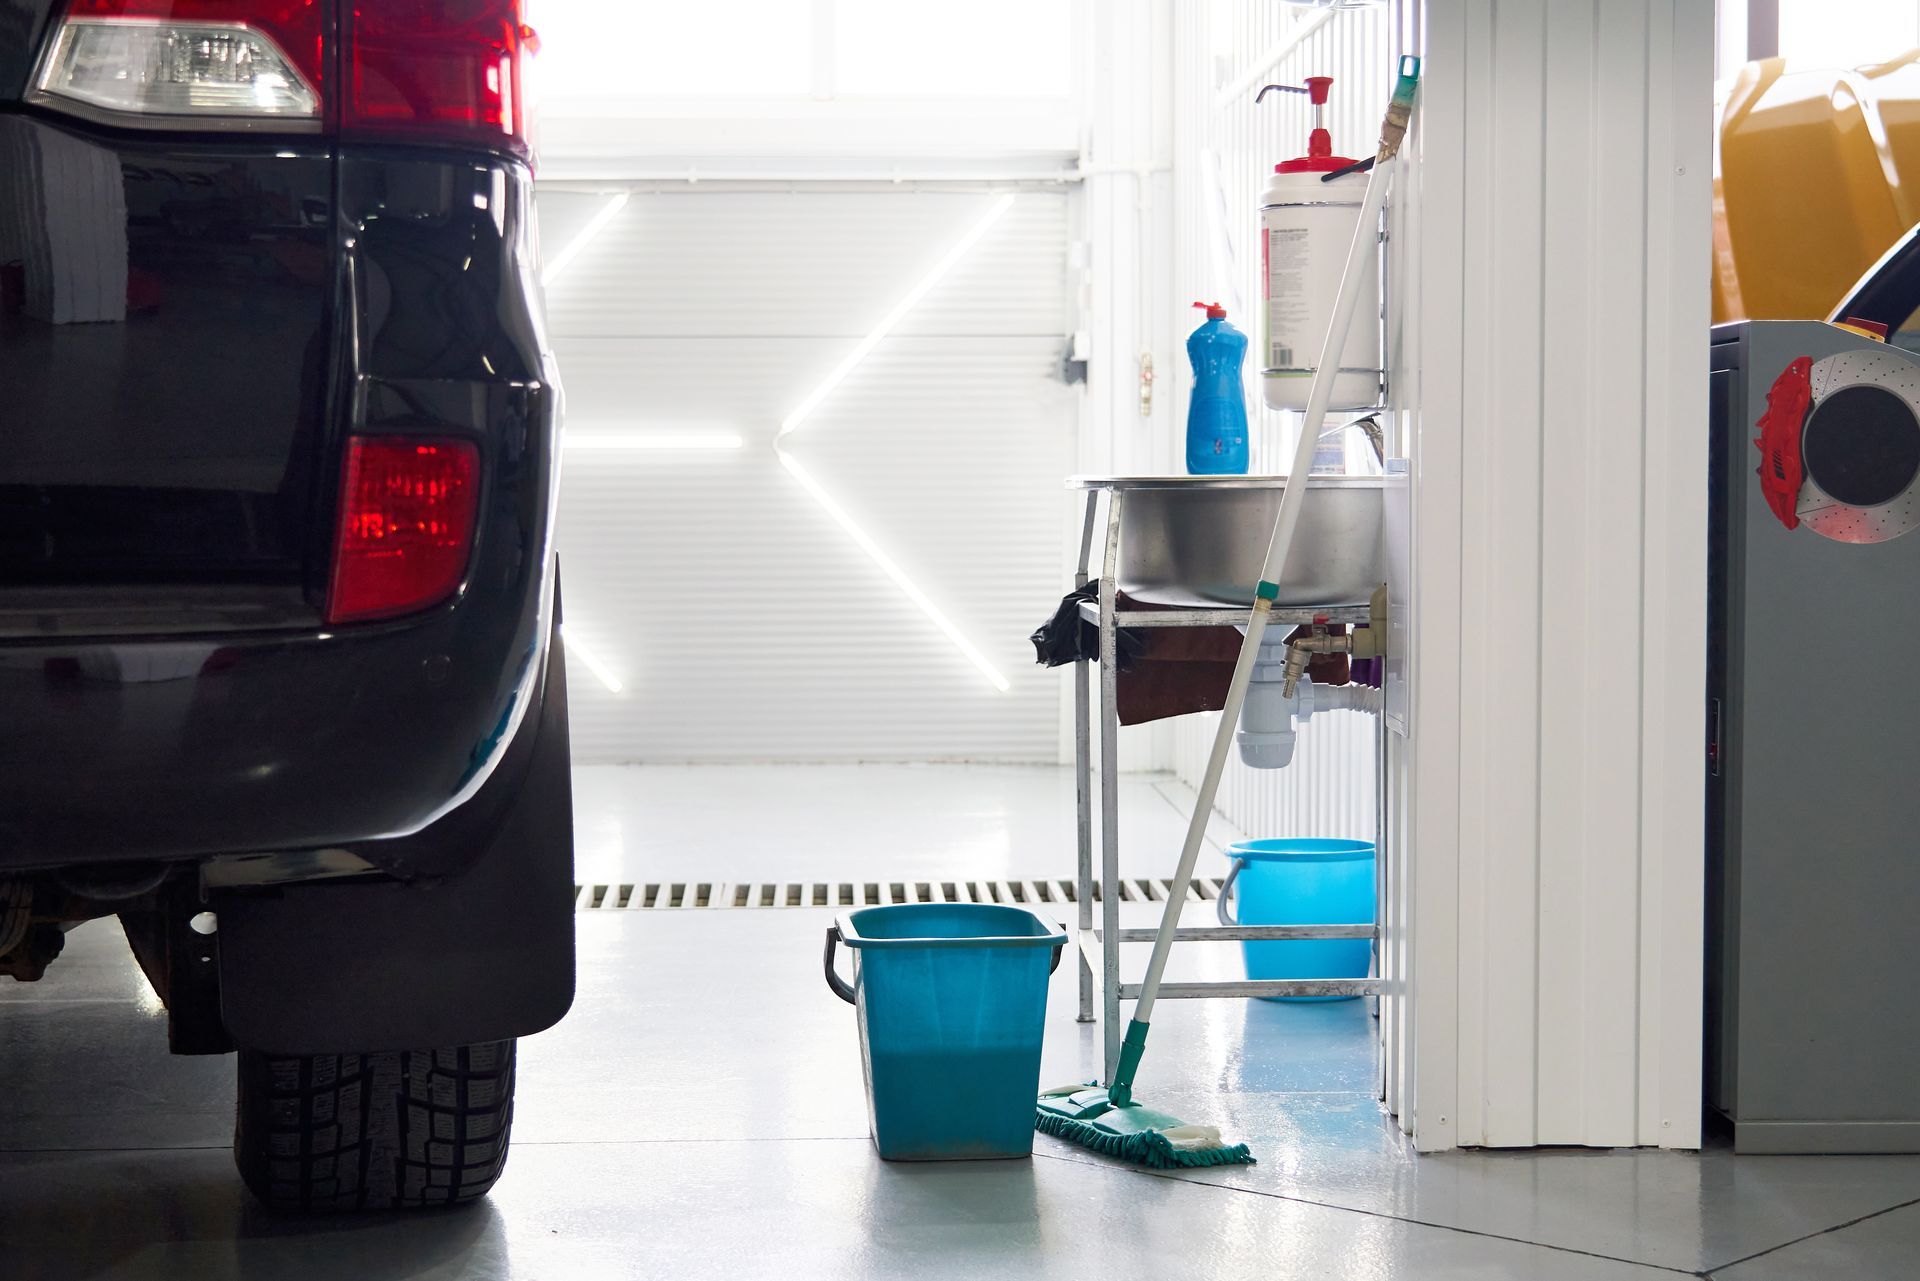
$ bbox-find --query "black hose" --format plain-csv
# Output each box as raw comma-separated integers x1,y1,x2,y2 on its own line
1322,156,1375,183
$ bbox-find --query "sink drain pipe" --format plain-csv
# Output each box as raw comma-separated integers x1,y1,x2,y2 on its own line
1237,583,1390,768
1238,664,1384,769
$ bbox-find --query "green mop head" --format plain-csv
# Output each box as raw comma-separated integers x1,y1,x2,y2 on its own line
1036,1087,1254,1170
1033,1024,1254,1170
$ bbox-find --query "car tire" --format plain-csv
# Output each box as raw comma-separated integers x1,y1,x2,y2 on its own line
234,1040,516,1211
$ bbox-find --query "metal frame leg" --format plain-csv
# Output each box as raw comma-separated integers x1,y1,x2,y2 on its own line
1098,492,1125,1081
1061,483,1394,1070
1372,706,1387,1009
1074,493,1099,1025
1375,708,1389,1098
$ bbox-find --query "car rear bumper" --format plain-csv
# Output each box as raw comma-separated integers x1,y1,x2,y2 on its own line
214,617,576,1053
0,568,551,872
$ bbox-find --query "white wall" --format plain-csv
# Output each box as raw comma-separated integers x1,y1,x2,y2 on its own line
1396,0,1712,1151
1073,0,1179,774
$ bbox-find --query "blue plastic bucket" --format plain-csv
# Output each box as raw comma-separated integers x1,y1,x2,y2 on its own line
1222,838,1375,1002
824,903,1066,1161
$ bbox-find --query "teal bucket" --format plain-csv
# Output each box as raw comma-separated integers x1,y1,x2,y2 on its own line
1222,838,1375,1002
824,903,1065,1161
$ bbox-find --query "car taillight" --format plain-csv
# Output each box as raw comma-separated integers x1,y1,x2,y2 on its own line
34,0,324,124
345,1,530,153
31,0,534,159
325,437,480,626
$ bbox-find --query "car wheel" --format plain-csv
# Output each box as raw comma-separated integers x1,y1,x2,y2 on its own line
234,1040,516,1211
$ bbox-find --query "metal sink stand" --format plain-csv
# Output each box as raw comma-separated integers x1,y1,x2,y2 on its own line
1071,486,1386,1080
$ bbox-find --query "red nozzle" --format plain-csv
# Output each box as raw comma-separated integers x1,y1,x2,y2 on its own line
1192,301,1226,320
1276,74,1355,174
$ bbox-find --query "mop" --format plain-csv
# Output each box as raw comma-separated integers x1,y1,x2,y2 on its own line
1036,57,1421,1171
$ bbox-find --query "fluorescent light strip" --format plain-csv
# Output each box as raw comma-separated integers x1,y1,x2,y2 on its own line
565,431,744,452
541,192,630,287
561,624,625,694
777,193,1016,439
777,449,1010,692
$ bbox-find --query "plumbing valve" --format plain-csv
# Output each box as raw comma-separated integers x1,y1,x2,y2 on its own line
1281,619,1347,698
1236,586,1392,768
1281,639,1314,699
1280,587,1390,697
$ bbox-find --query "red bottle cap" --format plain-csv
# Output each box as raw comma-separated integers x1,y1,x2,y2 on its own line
1192,301,1227,320
1277,75,1358,174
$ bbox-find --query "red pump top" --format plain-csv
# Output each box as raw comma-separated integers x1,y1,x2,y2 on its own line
1277,75,1358,174
1192,300,1227,320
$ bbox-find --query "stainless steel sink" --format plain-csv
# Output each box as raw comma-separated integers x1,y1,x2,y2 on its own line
1070,475,1385,607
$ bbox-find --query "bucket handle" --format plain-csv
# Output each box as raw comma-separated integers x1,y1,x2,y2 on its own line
1217,860,1243,927
823,925,857,1004
824,925,1066,1003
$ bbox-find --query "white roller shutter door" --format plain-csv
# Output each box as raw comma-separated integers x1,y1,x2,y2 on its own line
538,190,1074,762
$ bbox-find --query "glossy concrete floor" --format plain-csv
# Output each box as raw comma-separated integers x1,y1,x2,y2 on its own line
5,764,1919,1279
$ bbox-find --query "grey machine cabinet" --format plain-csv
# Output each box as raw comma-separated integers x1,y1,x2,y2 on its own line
1708,318,1920,1153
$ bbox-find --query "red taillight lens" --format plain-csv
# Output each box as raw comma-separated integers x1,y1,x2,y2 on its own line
326,437,480,625
344,0,530,157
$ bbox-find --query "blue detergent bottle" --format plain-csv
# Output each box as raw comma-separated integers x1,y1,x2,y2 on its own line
1185,301,1250,474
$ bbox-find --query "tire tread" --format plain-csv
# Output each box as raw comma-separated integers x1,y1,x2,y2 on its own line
234,1040,515,1212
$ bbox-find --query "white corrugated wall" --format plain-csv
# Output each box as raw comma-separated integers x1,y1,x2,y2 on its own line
540,189,1076,763
1399,0,1711,1151
1095,0,1708,1152
1164,4,1393,842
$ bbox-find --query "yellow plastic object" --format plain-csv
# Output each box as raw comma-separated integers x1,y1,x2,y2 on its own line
1832,320,1890,342
1714,51,1920,324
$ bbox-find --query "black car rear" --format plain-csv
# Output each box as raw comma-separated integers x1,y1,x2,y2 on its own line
0,0,573,1211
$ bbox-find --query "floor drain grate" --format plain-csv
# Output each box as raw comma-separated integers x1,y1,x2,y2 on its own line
572,877,1227,911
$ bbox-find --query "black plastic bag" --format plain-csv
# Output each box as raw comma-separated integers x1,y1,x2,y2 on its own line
1030,586,1145,670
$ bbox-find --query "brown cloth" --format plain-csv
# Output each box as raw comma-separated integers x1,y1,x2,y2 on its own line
1116,600,1349,726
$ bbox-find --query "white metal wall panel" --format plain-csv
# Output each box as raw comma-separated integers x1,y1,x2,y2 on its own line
1380,0,1423,1136
1404,0,1711,1151
1171,707,1378,842
1164,6,1391,843
541,191,1075,762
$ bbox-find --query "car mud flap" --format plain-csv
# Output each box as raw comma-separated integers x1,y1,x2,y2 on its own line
213,633,575,1054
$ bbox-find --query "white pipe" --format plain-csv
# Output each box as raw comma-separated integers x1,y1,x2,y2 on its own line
1133,155,1395,1027
1318,683,1384,715
1237,659,1384,770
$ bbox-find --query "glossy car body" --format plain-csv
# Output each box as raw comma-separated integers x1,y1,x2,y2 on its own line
0,0,574,1055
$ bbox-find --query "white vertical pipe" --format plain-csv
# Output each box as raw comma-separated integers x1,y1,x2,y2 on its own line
1638,0,1711,1153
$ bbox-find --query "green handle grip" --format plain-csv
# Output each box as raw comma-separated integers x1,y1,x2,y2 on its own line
1107,1019,1151,1108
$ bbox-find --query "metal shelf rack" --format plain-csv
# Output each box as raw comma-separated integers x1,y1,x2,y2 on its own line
1069,484,1386,1080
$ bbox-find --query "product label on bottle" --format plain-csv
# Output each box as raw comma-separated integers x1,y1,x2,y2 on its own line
1265,226,1309,369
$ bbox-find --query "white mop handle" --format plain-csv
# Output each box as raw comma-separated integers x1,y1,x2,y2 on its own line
1132,157,1394,1026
